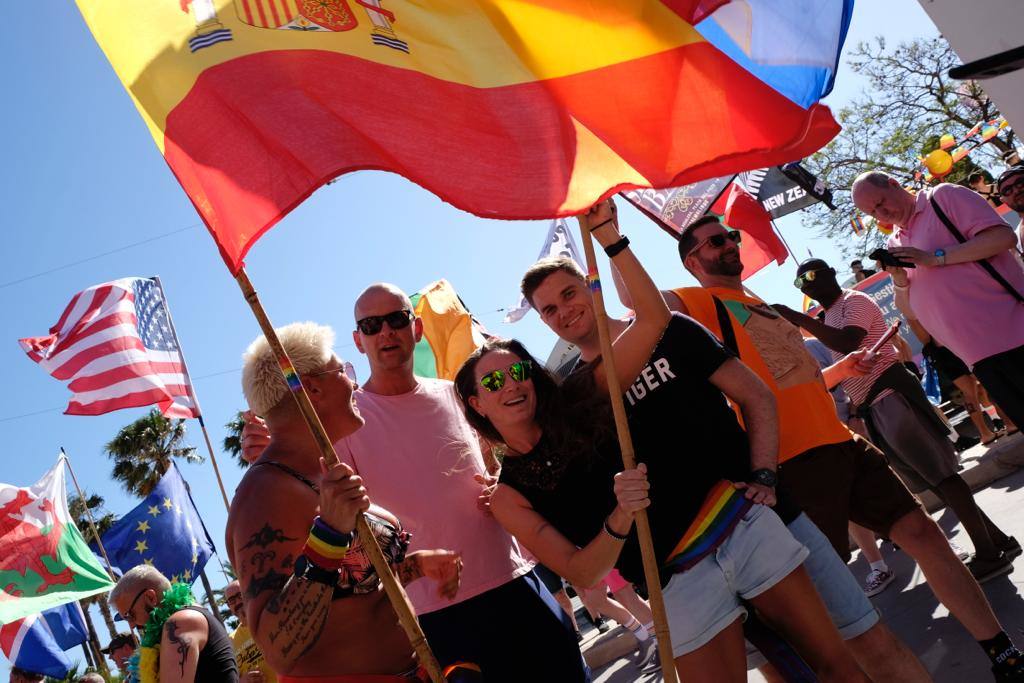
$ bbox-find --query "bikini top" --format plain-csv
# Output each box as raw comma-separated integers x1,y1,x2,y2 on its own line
250,460,411,597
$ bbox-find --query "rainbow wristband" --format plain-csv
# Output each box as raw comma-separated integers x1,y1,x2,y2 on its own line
302,517,351,570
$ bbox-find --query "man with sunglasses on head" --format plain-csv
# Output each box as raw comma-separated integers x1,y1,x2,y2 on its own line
776,258,1018,585
244,287,588,681
629,214,1024,681
109,565,239,683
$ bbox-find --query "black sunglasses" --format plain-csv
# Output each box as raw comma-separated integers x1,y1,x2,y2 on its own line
688,229,741,257
120,587,149,621
356,309,414,336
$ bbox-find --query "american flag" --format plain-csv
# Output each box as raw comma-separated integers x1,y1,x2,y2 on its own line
19,277,199,417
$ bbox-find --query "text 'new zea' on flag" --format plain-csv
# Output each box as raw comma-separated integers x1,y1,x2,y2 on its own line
75,0,847,274
97,462,216,586
0,458,115,625
0,602,89,678
411,280,488,382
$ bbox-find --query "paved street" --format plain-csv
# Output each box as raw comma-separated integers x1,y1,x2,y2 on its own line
593,440,1024,682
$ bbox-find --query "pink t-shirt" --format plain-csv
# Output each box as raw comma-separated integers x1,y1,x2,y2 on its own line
336,378,532,614
823,290,900,406
888,184,1024,366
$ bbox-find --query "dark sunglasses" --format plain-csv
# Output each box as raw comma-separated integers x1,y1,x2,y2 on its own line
688,229,741,256
356,309,414,336
480,360,533,392
794,268,828,289
119,587,149,621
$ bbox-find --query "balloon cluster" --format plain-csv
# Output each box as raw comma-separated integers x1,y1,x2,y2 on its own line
916,116,1010,183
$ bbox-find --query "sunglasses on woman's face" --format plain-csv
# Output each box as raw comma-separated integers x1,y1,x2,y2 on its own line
356,309,414,335
479,360,533,392
688,229,741,256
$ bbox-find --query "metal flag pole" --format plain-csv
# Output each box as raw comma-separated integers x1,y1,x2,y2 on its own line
574,215,679,682
234,268,445,683
153,275,232,512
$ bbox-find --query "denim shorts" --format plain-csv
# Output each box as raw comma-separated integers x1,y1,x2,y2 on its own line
662,504,808,657
746,512,880,669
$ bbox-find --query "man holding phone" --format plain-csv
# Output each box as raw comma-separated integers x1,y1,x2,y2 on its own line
776,258,1018,584
851,171,1024,432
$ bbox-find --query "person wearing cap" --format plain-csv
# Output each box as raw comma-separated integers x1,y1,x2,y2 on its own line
102,632,136,673
997,165,1024,249
852,170,1024,437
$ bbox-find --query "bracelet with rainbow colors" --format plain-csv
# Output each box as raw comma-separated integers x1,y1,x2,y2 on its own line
302,517,352,570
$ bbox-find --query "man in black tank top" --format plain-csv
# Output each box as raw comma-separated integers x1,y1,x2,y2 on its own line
110,565,239,683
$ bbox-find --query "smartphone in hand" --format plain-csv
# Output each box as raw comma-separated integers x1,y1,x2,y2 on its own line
869,248,916,269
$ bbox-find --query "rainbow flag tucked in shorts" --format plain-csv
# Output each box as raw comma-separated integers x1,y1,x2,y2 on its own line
663,480,753,573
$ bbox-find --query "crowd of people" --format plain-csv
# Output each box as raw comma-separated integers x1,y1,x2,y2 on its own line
19,166,1024,683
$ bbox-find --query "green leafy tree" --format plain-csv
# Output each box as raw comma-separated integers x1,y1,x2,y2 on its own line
104,409,202,496
803,36,1018,256
222,411,250,469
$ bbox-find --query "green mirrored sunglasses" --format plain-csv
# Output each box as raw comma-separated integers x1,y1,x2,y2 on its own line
480,360,533,392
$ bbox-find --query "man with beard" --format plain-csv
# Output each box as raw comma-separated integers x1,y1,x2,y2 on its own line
625,215,1024,681
997,165,1024,247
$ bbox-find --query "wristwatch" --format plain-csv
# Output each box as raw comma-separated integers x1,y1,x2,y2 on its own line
934,248,946,266
748,468,778,488
294,554,340,586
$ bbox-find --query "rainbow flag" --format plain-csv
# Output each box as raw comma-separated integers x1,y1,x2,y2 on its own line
663,480,752,572
850,216,865,235
411,280,487,382
74,0,843,273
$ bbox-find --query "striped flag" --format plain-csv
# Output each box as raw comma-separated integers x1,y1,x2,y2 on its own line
19,278,199,417
850,216,865,236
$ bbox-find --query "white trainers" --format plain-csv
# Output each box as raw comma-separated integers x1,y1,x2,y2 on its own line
949,539,971,561
863,568,896,597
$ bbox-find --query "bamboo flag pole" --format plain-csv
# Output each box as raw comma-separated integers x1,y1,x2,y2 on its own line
234,268,444,683
574,214,679,682
153,276,232,513
60,449,140,653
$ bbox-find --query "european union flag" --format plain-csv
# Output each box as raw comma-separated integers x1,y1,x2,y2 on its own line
99,463,215,585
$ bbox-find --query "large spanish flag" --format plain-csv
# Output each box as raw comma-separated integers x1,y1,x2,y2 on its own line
74,0,841,273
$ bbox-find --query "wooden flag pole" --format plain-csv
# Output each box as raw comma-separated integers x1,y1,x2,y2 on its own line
574,216,679,682
153,276,232,513
234,268,444,683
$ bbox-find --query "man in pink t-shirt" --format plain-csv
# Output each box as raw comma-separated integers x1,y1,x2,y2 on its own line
339,283,588,680
852,171,1024,432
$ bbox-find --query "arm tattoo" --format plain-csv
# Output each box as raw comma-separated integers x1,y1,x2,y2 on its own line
395,556,422,586
265,576,331,660
242,524,296,551
165,620,191,677
246,567,289,599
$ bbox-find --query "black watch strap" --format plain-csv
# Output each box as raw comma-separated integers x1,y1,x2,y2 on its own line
604,236,630,258
749,468,778,487
295,554,340,587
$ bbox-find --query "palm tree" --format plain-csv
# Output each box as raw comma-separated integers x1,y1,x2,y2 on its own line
222,411,250,469
104,409,203,496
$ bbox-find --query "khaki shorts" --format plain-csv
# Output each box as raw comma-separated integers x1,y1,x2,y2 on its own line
778,437,921,562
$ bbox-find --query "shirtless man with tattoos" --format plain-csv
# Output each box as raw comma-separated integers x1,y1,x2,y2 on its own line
225,322,462,682
109,565,238,683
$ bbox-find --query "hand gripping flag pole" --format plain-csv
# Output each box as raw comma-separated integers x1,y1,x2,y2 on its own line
234,268,445,683
575,215,679,682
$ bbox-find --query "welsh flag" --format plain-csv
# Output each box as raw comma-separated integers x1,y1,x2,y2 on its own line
411,280,488,382
0,459,115,624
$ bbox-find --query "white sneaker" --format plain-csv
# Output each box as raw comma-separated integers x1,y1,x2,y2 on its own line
863,568,896,597
949,539,971,561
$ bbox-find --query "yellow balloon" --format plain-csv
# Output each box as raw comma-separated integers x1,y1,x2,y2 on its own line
924,149,954,177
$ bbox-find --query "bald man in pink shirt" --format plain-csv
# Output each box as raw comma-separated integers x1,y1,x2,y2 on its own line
852,172,1024,433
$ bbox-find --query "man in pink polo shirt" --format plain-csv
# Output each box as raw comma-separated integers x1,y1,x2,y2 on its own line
851,171,1024,431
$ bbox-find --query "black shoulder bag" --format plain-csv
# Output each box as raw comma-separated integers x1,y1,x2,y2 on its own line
712,296,740,357
929,194,1024,304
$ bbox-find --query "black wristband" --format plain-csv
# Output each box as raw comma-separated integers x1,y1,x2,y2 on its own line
604,236,630,258
603,516,629,541
589,217,615,232
294,554,340,586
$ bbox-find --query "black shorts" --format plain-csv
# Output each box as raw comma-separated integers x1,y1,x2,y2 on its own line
924,342,970,380
777,437,921,562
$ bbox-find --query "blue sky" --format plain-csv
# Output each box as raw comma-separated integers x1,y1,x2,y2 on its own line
0,0,939,669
